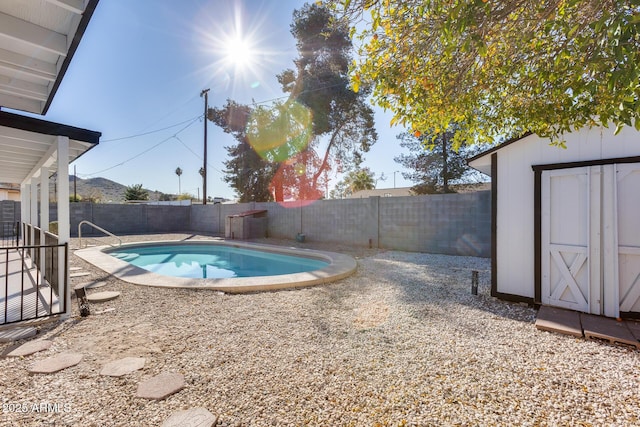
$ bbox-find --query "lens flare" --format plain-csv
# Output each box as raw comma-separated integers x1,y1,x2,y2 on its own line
269,150,326,207
247,101,313,162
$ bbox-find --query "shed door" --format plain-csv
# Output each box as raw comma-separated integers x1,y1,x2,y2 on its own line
542,163,640,317
541,167,595,313
616,164,640,315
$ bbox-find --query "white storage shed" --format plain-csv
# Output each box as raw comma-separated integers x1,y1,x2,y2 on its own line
468,126,640,319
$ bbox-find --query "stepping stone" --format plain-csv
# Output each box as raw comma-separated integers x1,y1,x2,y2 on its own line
87,291,120,303
100,357,145,377
581,314,640,349
85,281,107,289
0,327,38,343
2,340,53,357
162,407,218,427
70,272,91,278
28,353,83,374
535,305,583,338
136,372,185,400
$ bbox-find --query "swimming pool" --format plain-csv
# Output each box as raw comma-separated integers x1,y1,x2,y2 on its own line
74,240,357,293
108,243,329,279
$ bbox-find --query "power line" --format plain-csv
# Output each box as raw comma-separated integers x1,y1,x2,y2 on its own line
84,117,201,176
99,115,202,143
96,81,349,144
250,81,348,106
173,135,224,175
81,81,356,178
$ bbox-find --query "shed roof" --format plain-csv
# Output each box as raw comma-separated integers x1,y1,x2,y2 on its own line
467,132,533,177
232,209,268,218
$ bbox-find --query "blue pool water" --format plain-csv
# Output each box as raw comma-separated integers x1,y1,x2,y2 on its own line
108,243,329,279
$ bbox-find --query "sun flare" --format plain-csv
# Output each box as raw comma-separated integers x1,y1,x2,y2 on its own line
222,35,256,69
194,1,283,95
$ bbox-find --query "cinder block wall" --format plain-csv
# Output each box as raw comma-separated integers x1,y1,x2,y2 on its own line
378,192,490,256
37,191,491,257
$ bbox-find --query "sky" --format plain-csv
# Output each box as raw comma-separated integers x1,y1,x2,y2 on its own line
40,0,414,200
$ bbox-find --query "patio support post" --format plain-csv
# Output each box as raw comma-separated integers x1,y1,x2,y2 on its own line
56,136,70,318
30,178,37,260
40,167,49,273
20,183,27,241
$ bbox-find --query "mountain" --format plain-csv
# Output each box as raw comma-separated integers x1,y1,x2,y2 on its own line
49,176,166,203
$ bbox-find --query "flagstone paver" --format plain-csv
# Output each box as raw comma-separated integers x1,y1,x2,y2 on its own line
0,327,37,342
70,272,91,278
85,281,107,289
100,357,145,377
2,339,52,357
136,372,185,400
161,407,218,427
28,353,83,374
87,291,120,303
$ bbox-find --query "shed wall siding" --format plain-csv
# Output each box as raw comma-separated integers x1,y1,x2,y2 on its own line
494,126,640,298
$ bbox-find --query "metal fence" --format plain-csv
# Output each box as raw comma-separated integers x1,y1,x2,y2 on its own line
0,221,19,248
1,224,68,325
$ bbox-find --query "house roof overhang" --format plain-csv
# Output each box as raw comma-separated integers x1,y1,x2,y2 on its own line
0,0,100,115
0,0,101,186
0,110,100,184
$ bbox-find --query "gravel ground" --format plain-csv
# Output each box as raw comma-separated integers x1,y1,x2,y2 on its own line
0,233,638,426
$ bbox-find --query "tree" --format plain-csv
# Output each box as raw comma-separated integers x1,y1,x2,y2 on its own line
210,5,377,202
124,184,149,201
175,167,182,195
177,193,194,201
271,3,378,199
395,126,483,194
209,100,276,202
329,0,640,147
330,167,377,198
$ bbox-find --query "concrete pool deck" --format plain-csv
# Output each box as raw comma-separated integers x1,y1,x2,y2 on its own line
73,240,358,293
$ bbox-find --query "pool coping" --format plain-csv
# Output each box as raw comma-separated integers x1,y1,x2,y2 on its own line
73,240,358,293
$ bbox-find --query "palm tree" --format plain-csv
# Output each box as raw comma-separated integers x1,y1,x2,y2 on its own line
175,167,183,195
345,168,376,195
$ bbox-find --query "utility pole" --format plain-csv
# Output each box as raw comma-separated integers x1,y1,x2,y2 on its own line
200,88,210,205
